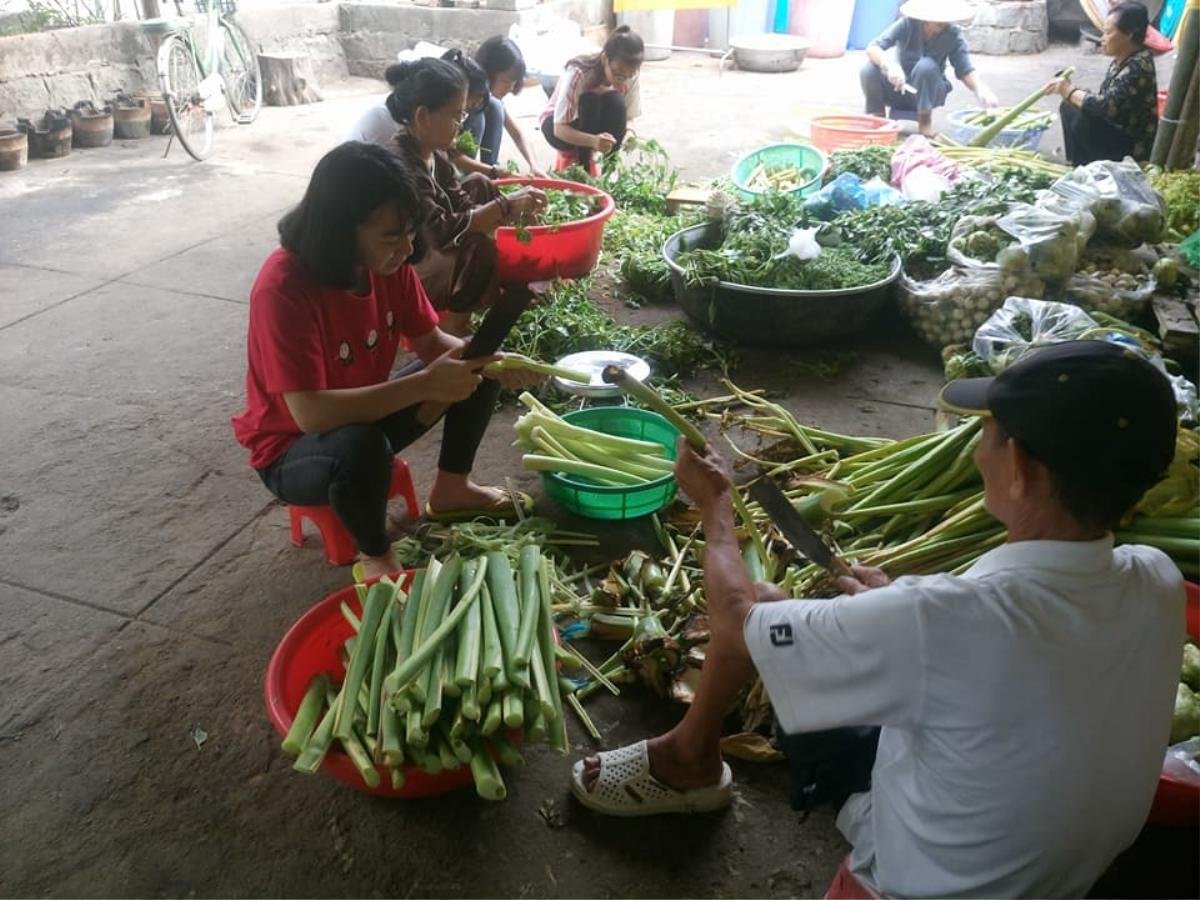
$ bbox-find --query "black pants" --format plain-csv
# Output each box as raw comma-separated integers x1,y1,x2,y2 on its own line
257,362,499,557
1061,101,1134,166
541,90,628,166
776,724,881,813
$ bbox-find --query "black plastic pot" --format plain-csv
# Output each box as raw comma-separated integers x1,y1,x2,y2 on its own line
662,222,901,347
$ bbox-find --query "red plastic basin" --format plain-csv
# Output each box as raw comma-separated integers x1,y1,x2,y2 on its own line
1147,580,1200,827
263,572,475,798
809,115,902,155
494,177,615,283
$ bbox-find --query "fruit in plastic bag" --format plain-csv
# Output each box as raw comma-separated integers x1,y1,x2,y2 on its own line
1171,683,1200,744
1183,642,1200,692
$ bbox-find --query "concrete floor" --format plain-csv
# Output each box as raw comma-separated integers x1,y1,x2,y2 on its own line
0,42,1190,898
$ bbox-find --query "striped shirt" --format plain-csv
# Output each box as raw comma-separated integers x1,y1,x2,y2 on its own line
540,62,641,126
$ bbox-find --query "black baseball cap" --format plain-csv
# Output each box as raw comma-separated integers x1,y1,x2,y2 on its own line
938,341,1177,484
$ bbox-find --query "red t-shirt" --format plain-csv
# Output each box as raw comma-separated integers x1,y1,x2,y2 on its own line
231,248,439,469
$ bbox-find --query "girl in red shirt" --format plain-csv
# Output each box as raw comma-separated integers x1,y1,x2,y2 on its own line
232,142,538,579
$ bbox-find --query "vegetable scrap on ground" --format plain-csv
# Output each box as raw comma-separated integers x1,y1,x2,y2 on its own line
281,128,1199,818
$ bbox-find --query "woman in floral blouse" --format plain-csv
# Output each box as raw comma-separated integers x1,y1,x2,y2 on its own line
1044,2,1158,165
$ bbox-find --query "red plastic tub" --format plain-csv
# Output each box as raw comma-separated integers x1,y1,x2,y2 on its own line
1146,581,1200,827
494,177,615,283
263,572,477,798
809,115,902,155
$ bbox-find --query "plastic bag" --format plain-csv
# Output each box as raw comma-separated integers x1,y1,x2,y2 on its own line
901,166,951,203
1066,268,1157,318
890,134,961,188
897,265,1045,348
784,226,822,261
948,204,1085,286
1039,158,1167,246
972,297,1098,373
1164,738,1200,784
802,173,870,221
862,176,904,207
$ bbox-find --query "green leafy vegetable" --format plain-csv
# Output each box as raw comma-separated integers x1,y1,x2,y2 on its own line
827,146,893,184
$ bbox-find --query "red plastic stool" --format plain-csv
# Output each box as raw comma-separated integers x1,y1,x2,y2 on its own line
554,149,600,178
288,456,420,566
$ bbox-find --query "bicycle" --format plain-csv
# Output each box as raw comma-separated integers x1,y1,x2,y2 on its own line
155,0,263,161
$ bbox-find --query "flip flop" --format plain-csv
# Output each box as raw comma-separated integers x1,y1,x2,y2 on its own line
570,740,733,817
424,490,534,524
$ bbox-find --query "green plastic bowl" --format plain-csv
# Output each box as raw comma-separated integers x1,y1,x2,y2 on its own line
731,142,827,201
541,407,680,521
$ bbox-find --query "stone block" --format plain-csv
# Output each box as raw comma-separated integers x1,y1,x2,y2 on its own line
1010,27,1048,53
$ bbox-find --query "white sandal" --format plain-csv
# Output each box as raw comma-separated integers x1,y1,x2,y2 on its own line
570,740,733,817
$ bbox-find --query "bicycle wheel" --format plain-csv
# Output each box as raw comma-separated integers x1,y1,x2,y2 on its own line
158,35,214,161
218,18,262,123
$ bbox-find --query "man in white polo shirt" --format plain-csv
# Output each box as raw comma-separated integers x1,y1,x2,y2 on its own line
571,341,1184,898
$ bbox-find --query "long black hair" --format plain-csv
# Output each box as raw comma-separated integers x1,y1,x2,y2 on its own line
568,25,645,73
384,57,467,125
1110,1,1149,44
441,48,489,101
278,142,427,288
475,35,527,94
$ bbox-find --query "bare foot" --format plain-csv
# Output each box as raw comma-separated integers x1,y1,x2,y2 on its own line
358,550,401,581
581,733,724,793
427,475,510,515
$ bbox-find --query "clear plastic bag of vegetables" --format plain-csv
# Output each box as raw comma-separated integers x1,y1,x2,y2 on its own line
897,264,1045,348
1039,159,1167,247
947,204,1086,286
971,297,1098,373
1066,267,1157,318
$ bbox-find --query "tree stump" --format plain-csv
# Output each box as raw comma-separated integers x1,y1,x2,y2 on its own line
259,53,323,107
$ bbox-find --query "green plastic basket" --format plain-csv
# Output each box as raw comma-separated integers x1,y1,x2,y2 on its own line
731,142,827,201
541,407,680,521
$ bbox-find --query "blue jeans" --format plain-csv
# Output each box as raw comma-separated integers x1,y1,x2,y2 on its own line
463,94,505,166
860,57,950,115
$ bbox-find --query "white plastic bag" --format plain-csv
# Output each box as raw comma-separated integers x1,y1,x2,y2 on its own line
901,166,950,203
971,297,1098,373
1038,158,1167,247
785,227,823,261
898,266,1045,348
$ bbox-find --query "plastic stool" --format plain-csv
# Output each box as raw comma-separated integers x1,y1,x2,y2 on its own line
288,456,421,566
554,149,599,178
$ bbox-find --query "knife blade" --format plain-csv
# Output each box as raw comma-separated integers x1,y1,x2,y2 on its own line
748,477,853,579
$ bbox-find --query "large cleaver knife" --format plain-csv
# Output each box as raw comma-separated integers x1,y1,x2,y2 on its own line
748,476,854,580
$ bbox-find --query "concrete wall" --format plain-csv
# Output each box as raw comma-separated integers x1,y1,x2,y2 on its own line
0,0,607,118
338,0,608,79
965,0,1049,55
237,3,347,86
0,22,159,117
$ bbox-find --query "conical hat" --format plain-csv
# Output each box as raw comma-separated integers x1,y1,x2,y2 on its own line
900,0,976,23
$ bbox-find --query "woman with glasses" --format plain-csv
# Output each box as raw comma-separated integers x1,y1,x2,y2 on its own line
386,57,547,335
460,36,547,178
232,142,543,579
540,26,645,172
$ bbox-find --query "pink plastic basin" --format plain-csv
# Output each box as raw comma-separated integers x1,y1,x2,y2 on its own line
494,177,615,283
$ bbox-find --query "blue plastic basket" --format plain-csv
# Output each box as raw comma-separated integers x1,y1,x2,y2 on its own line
946,108,1050,151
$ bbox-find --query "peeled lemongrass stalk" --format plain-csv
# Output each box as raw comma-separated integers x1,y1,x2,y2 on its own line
281,673,330,755
469,743,507,800
485,354,590,383
522,454,646,486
